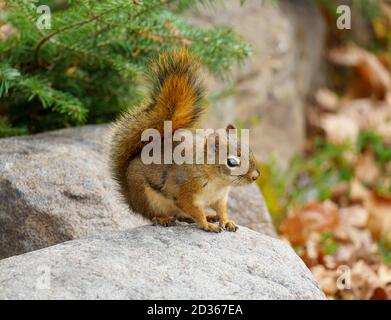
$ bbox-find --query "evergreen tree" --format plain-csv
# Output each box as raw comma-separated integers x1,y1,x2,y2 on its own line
0,0,251,137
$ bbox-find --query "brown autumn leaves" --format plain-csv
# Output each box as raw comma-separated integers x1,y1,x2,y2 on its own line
279,45,391,300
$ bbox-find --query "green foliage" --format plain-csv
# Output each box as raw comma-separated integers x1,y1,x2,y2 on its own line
320,231,338,255
258,139,354,222
378,237,391,265
261,141,353,216
0,116,27,137
358,130,391,164
357,0,381,20
0,64,21,98
0,0,251,136
357,131,391,197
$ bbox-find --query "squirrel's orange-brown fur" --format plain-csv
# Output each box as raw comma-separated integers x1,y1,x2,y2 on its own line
109,48,203,202
109,48,260,233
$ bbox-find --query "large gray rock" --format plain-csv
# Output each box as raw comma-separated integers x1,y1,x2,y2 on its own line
192,0,325,167
0,125,148,260
0,225,325,299
0,125,274,259
227,183,275,238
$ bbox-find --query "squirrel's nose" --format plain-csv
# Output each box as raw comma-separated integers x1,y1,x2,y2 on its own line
250,169,260,181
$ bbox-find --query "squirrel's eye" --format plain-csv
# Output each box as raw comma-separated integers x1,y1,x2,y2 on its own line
227,157,240,168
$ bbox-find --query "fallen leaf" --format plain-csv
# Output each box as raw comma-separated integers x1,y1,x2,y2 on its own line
306,232,320,261
333,244,356,263
350,179,372,203
341,261,391,300
340,98,391,139
349,260,379,300
366,194,391,242
339,206,368,228
378,263,391,285
331,181,350,204
380,0,391,26
320,114,359,144
311,265,338,296
355,151,380,186
280,201,340,246
329,46,390,99
316,88,340,111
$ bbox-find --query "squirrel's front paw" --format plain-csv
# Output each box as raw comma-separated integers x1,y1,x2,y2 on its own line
202,222,222,233
220,220,238,232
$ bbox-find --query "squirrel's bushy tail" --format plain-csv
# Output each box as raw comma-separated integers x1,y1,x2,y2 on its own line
109,48,204,199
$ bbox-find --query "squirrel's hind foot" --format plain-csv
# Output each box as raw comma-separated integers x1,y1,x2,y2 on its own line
152,216,176,227
177,216,194,224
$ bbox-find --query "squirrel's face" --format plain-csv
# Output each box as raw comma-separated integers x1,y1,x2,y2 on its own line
206,125,260,186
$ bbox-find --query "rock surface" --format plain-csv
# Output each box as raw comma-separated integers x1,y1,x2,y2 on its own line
192,0,325,167
0,125,274,259
0,225,325,300
227,183,275,238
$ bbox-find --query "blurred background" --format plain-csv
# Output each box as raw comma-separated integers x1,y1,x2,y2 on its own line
0,0,390,299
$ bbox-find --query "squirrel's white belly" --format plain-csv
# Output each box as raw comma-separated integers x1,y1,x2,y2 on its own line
194,181,230,208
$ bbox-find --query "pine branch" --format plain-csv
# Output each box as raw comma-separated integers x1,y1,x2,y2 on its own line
0,63,21,98
1,0,251,136
33,0,178,66
33,4,130,66
18,76,87,123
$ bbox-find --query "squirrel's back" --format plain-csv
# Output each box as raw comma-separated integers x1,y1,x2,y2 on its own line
109,48,205,201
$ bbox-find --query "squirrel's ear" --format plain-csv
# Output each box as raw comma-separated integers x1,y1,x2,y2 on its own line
226,124,236,131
